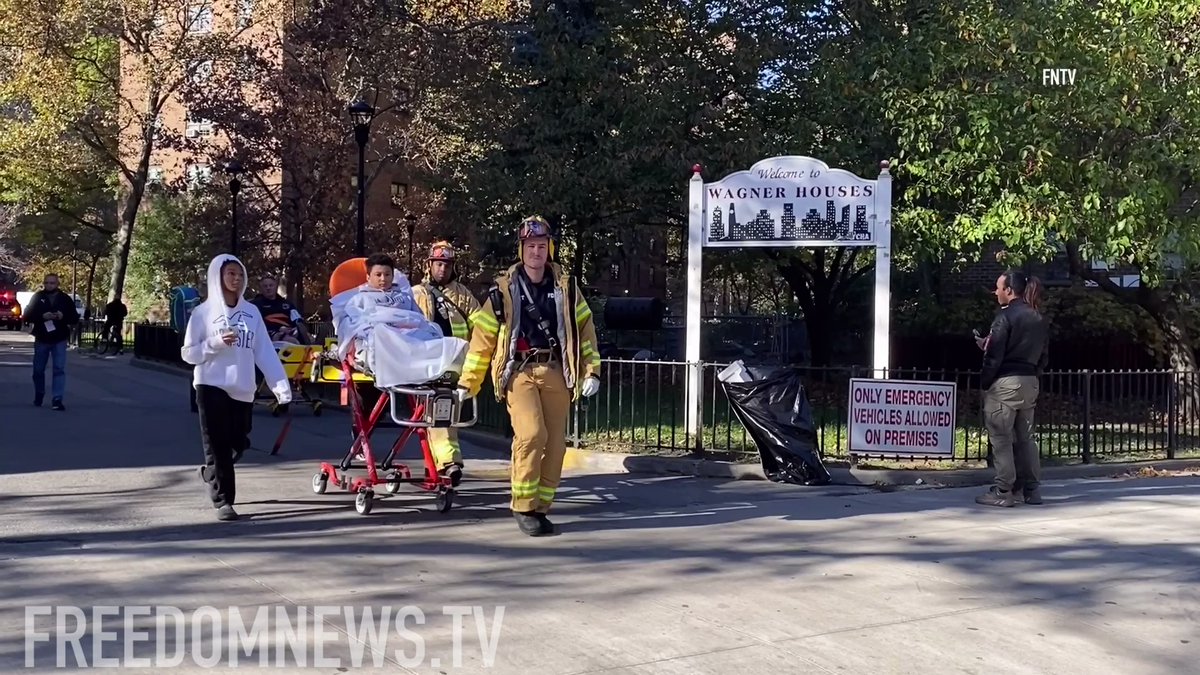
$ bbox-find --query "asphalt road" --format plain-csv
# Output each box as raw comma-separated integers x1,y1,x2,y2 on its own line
1,330,1198,674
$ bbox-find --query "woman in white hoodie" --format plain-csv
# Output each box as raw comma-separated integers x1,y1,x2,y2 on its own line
182,254,292,521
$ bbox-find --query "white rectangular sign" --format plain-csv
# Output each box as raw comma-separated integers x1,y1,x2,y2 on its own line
847,379,957,456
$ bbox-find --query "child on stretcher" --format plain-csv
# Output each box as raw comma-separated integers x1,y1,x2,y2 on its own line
332,254,468,388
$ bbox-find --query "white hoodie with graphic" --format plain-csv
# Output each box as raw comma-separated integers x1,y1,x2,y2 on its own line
180,254,292,404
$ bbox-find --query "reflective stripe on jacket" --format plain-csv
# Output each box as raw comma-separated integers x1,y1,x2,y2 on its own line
412,280,481,341
459,262,601,402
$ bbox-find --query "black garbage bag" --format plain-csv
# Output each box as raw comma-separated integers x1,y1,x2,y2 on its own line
720,364,832,486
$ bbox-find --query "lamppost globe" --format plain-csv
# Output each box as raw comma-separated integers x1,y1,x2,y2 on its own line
348,100,374,127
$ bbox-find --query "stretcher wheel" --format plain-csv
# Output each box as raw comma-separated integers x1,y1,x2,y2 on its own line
270,403,282,417
435,487,454,513
384,473,402,495
312,402,323,417
312,472,328,494
355,489,374,515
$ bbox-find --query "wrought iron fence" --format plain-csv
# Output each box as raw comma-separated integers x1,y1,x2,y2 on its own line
131,322,1199,464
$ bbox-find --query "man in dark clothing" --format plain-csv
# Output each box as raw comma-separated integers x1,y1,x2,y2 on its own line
23,274,80,410
250,276,312,345
976,270,1049,507
103,298,128,354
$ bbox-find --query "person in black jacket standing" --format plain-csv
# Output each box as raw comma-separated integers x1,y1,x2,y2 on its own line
22,274,80,410
976,271,1049,507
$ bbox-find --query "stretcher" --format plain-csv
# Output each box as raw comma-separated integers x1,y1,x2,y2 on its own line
254,342,324,417
309,258,477,515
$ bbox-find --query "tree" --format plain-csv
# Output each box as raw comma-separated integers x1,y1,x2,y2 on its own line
849,0,1200,407
424,0,811,279
183,0,515,306
0,204,23,272
0,0,266,305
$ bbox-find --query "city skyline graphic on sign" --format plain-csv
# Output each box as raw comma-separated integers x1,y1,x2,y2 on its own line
707,199,873,243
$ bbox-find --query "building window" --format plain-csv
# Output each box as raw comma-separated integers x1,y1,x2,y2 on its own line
390,182,408,206
148,113,163,142
147,166,164,184
610,264,620,280
235,52,255,80
185,112,214,138
187,1,213,34
236,0,254,28
186,163,212,188
187,59,213,84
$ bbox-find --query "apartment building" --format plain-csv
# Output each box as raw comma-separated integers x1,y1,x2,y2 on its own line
119,0,418,301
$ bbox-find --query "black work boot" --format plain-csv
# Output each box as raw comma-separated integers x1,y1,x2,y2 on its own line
535,513,557,535
1023,488,1043,505
975,487,1015,507
51,398,64,411
216,505,240,521
441,463,463,487
34,393,43,407
513,511,545,536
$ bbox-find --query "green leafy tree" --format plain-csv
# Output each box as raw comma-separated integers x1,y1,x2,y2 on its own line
846,0,1200,408
0,0,269,306
425,0,803,278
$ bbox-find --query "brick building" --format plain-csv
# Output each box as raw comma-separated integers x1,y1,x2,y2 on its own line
120,0,416,305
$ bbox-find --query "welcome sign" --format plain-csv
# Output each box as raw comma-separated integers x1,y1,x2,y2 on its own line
701,156,880,248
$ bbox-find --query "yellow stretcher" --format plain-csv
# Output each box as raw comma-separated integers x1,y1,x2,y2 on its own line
254,341,325,416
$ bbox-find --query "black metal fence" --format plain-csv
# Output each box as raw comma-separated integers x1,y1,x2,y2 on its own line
131,323,1199,464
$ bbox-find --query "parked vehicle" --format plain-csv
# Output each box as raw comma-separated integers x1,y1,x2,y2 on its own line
0,291,21,330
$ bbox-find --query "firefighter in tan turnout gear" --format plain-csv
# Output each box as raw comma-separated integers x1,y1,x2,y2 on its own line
457,216,602,536
411,241,481,486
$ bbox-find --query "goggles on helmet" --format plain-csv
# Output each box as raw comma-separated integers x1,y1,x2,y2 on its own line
519,217,552,239
429,244,455,261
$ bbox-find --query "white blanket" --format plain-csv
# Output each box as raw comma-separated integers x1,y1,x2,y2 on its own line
330,272,469,388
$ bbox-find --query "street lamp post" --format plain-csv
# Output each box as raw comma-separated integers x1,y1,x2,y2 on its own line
226,161,243,255
348,100,374,256
71,232,79,347
405,214,416,276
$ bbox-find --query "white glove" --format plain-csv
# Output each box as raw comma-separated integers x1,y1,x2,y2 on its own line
455,387,472,402
581,376,600,398
274,385,293,406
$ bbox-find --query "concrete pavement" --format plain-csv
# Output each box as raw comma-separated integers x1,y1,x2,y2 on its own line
1,330,1198,673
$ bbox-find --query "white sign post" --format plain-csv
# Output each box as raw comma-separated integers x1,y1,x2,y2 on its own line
847,379,957,458
684,156,893,445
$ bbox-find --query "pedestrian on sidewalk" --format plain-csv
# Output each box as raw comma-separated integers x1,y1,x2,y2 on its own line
457,216,602,536
181,254,292,522
23,273,80,411
975,270,1049,508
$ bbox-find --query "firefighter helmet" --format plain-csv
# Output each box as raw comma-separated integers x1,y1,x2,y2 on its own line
518,215,555,261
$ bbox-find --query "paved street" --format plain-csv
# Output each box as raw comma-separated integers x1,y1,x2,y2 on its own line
1,329,1198,674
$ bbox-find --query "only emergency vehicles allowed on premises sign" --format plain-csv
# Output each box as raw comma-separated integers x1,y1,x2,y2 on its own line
847,379,957,457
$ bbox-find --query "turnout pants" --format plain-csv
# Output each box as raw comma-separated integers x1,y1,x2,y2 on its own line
505,362,572,514
984,375,1042,494
427,427,463,468
196,385,253,509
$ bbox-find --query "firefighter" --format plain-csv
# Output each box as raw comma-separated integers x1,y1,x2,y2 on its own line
457,216,602,536
411,241,480,486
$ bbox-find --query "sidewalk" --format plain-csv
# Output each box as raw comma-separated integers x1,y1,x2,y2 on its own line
132,355,1200,490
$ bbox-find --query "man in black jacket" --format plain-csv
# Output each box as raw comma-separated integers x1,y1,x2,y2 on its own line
975,270,1049,507
22,274,80,410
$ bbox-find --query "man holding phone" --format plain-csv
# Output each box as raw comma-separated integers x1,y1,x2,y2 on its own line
22,273,80,410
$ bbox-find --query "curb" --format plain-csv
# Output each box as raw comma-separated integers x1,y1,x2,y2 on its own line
129,358,1200,488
